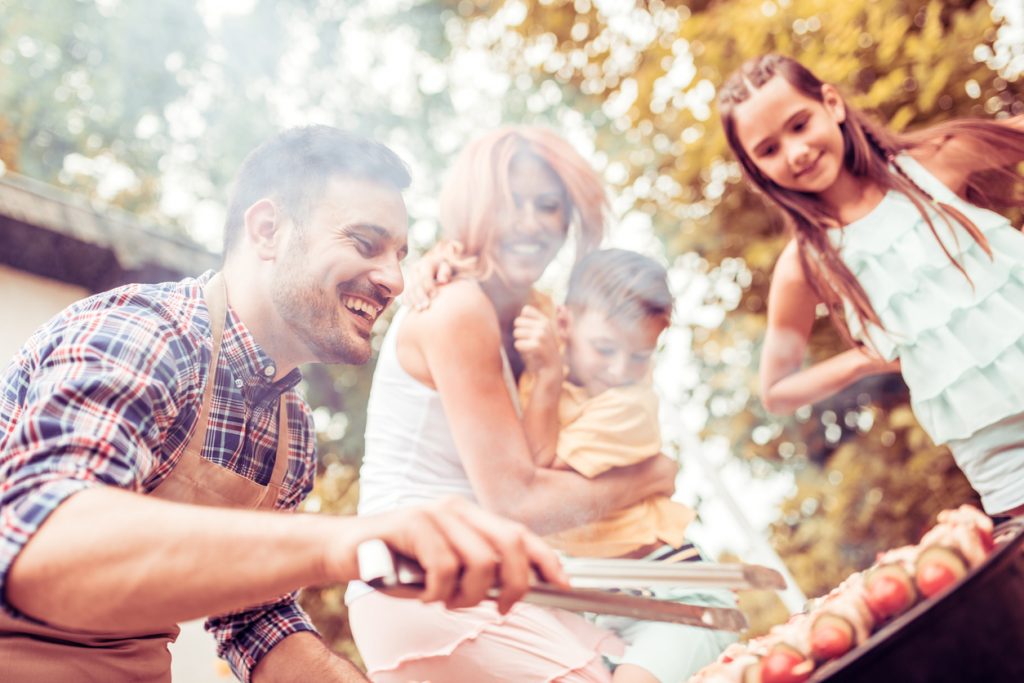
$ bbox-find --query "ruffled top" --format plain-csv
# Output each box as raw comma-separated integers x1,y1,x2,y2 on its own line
828,154,1024,444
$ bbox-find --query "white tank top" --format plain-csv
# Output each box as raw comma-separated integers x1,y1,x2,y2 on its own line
357,306,520,516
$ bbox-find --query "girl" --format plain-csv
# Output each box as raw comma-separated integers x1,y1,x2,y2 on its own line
718,54,1024,517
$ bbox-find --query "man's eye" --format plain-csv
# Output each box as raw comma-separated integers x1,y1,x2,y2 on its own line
595,347,616,357
537,201,562,214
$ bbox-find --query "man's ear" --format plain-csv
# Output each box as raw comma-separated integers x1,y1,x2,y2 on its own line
821,84,846,124
243,199,284,261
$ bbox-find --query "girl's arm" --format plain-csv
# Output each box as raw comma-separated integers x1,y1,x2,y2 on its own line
401,281,677,535
760,242,899,415
912,114,1024,194
513,305,563,468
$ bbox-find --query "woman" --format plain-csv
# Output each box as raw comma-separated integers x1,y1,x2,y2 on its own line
347,127,679,682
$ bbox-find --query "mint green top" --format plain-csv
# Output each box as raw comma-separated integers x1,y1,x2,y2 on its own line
828,154,1024,444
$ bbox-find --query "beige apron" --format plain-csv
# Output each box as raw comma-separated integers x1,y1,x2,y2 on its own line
0,273,291,682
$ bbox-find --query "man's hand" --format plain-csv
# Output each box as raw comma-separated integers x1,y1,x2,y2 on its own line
404,241,478,311
512,305,561,379
330,497,567,614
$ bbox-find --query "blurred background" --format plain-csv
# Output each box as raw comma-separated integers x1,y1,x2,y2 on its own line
1,0,1022,678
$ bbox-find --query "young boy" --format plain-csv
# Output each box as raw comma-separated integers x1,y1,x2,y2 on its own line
514,248,735,683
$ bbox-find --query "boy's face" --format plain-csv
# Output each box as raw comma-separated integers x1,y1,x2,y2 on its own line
560,308,666,398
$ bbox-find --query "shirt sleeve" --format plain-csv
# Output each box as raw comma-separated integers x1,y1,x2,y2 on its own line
206,593,318,683
0,304,189,619
556,384,663,478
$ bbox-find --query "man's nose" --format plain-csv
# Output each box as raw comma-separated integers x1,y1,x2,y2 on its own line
371,256,404,298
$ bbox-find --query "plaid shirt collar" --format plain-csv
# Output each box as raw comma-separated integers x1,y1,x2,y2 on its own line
198,271,303,405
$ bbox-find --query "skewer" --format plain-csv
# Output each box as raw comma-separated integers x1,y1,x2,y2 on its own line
560,556,787,591
356,539,782,632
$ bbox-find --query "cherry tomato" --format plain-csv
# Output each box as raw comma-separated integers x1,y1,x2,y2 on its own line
810,617,853,661
760,646,812,683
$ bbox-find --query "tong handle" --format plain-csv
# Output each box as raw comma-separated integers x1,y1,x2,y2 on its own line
358,539,427,591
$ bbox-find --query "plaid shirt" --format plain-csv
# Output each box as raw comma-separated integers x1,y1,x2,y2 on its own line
0,272,318,682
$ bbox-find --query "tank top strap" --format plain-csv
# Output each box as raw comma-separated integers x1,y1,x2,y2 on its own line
893,153,959,205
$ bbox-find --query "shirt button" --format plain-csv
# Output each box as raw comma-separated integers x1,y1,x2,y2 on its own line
264,365,276,378
234,378,244,388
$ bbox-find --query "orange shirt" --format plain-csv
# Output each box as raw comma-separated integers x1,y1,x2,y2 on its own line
543,381,695,558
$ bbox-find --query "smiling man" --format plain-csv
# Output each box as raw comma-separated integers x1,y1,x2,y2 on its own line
0,126,566,683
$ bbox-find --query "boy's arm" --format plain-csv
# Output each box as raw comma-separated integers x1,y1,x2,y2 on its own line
513,305,563,467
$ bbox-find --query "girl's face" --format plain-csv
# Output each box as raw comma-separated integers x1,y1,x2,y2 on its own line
491,153,570,290
732,75,848,195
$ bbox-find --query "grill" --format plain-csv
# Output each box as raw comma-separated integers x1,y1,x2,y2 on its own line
809,517,1024,683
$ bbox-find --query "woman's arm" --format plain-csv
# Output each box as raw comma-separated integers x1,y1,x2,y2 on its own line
760,242,899,415
403,281,676,534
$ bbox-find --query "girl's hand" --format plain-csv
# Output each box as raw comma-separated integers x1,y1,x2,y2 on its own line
874,356,901,375
405,241,478,311
856,347,901,378
513,305,561,379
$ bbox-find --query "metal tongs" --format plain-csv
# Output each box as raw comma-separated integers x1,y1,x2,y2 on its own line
357,539,787,632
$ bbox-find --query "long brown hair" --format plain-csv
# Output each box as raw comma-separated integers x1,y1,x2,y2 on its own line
718,54,1024,351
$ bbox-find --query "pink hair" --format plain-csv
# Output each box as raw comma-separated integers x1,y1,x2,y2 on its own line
438,126,608,280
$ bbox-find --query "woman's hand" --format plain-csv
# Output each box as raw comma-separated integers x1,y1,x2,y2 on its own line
512,305,562,380
404,241,478,311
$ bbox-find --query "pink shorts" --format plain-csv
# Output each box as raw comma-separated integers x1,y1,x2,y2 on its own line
348,590,624,682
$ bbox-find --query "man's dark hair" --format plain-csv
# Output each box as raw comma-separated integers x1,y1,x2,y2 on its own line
222,125,411,254
565,248,672,327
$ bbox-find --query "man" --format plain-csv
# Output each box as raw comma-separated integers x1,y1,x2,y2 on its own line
0,126,565,682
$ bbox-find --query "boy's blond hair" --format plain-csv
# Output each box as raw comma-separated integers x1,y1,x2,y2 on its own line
565,249,672,328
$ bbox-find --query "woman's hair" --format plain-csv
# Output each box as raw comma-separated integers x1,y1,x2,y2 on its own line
718,54,1024,350
438,126,607,281
565,248,672,329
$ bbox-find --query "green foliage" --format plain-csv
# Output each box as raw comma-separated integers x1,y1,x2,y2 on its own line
0,0,206,216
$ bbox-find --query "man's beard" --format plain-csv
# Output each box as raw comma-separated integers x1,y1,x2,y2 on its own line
271,263,374,366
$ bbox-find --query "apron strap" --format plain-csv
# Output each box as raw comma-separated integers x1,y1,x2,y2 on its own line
256,397,291,507
189,272,229,457
198,273,291,507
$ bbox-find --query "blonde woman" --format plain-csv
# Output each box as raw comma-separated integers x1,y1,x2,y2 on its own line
347,127,678,682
